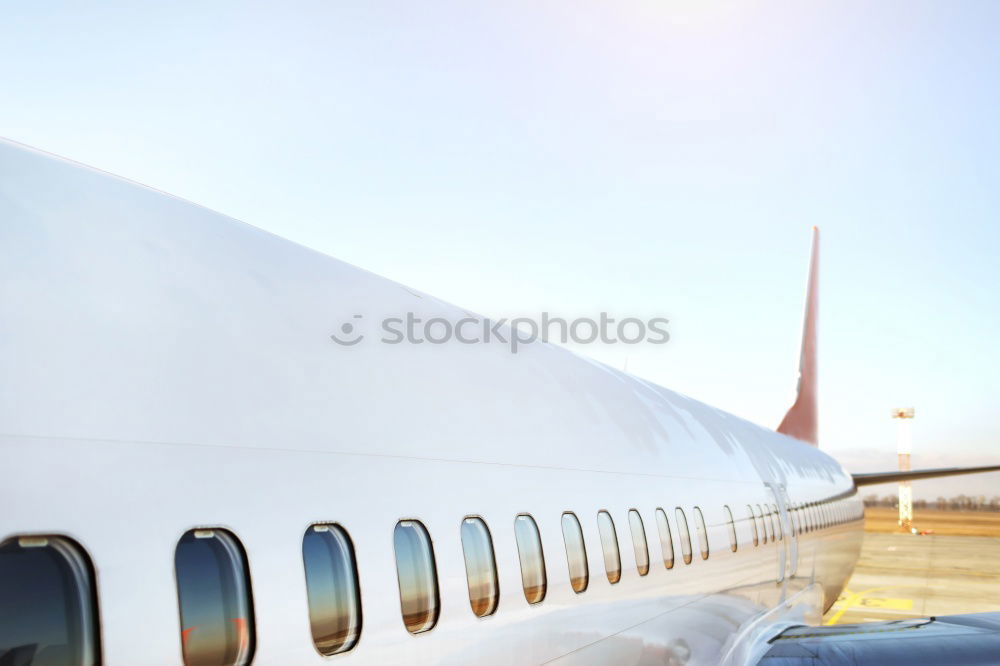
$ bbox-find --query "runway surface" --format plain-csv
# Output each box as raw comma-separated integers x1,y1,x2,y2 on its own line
823,532,1000,624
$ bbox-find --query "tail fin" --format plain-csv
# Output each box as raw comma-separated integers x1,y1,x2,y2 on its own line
777,227,819,445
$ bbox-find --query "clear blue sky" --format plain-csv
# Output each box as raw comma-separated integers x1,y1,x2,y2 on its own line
3,1,998,498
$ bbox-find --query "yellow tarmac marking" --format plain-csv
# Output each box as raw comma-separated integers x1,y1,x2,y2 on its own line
825,586,902,625
857,565,1000,579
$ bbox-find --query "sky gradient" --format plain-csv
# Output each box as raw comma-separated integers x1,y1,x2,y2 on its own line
2,1,998,498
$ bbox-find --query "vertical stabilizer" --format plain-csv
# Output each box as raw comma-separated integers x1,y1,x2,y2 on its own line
777,228,819,445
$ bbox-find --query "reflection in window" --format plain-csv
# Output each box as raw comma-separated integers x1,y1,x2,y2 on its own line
765,507,777,542
175,529,255,666
561,513,589,594
746,505,759,547
772,504,783,540
693,507,710,560
627,510,650,576
393,520,440,633
0,535,100,666
789,504,799,536
654,508,674,569
460,517,499,617
514,515,547,604
596,511,622,584
675,508,693,565
302,524,361,655
723,505,738,552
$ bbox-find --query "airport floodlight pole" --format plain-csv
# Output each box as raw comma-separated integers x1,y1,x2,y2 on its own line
892,407,916,532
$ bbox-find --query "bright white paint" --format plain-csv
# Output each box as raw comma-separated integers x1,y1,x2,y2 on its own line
0,140,863,665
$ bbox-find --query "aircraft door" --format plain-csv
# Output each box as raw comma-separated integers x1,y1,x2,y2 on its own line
765,483,797,586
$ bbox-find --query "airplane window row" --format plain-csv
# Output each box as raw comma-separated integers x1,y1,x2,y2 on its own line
0,497,862,664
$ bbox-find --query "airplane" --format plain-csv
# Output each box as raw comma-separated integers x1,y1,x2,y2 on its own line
1,136,999,666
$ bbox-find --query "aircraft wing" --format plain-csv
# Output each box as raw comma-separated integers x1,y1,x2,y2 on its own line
852,464,1000,486
758,614,1000,665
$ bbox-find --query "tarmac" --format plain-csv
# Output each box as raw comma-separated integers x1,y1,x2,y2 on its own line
823,532,1000,624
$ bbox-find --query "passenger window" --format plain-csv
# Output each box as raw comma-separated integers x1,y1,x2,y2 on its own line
175,529,255,666
790,504,799,536
675,508,693,565
0,535,101,666
627,510,650,576
746,505,759,547
460,517,499,617
723,505,738,552
772,504,783,540
393,520,440,633
693,507,710,560
654,508,675,569
754,504,767,544
561,513,589,594
596,511,622,583
514,514,547,604
302,524,361,655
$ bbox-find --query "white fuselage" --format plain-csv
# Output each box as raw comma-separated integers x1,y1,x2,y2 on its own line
0,139,863,665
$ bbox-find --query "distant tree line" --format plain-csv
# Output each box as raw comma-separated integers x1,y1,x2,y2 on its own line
863,494,1000,512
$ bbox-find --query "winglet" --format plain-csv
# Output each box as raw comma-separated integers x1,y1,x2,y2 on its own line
777,228,819,445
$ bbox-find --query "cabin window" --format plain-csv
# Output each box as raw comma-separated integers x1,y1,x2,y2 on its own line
561,513,589,593
675,508,693,565
0,535,101,666
393,520,440,633
627,510,650,576
771,504,783,540
746,505,759,547
596,511,622,583
693,507,710,560
175,528,255,666
302,524,361,655
460,517,499,617
754,504,767,544
514,514,547,604
789,504,799,536
723,505,738,552
654,508,675,569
